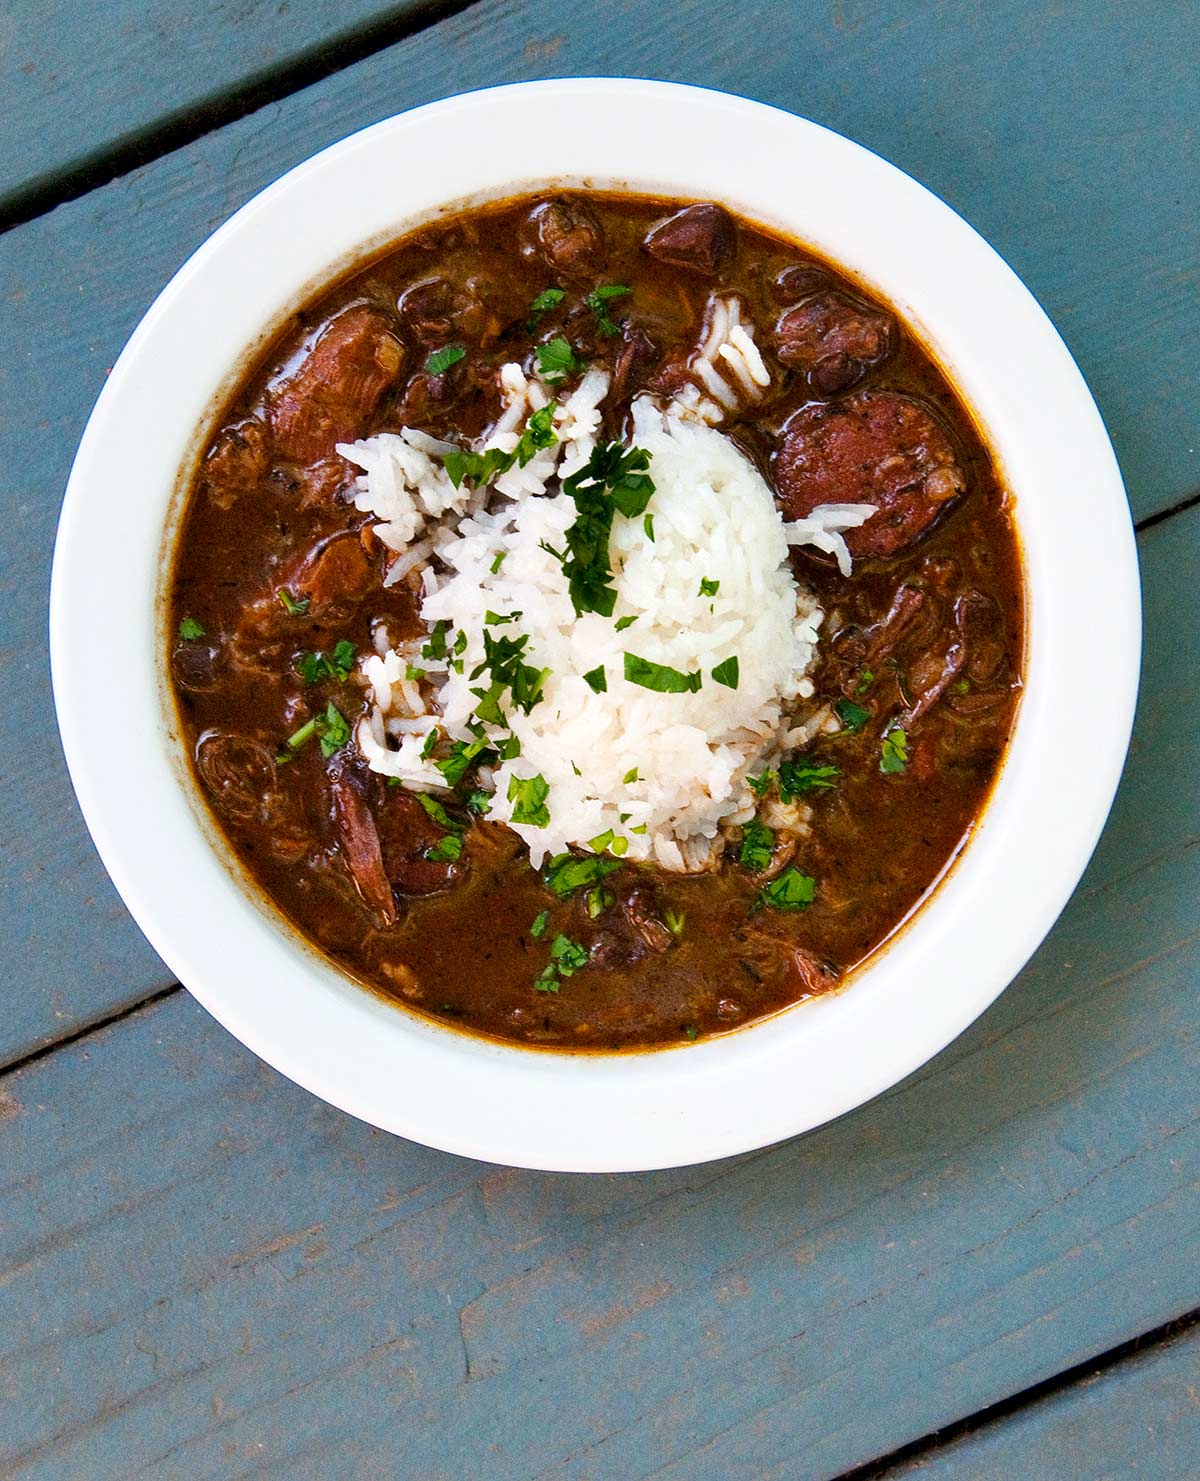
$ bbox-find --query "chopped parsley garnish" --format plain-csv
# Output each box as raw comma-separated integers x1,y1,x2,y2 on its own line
583,665,607,694
484,610,517,626
953,677,971,695
757,868,816,912
880,725,909,774
541,852,622,899
490,551,506,574
663,908,685,939
698,578,720,598
277,588,310,617
586,283,630,336
453,629,468,655
711,655,739,690
684,1025,700,1042
422,620,449,661
739,819,775,872
556,442,655,617
468,628,549,723
508,773,550,827
747,770,774,797
778,757,840,797
466,789,491,814
416,793,466,833
424,343,466,376
588,828,616,853
534,933,591,992
855,669,875,696
614,614,637,632
624,653,701,694
623,766,639,784
285,702,350,759
178,616,205,640
295,638,357,686
526,286,565,331
441,404,559,489
586,886,613,919
435,736,492,788
536,336,584,384
629,823,647,835
420,726,441,759
426,834,464,862
835,698,871,733
530,908,550,939
499,734,521,760
643,513,655,541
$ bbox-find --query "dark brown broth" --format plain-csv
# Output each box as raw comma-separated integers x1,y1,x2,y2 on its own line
169,191,1024,1050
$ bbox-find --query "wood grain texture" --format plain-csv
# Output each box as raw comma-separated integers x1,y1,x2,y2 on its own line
891,1323,1200,1478
1,504,1196,1478
0,0,451,216
2,0,1194,1063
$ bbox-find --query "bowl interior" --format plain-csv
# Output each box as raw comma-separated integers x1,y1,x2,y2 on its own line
51,80,1139,1171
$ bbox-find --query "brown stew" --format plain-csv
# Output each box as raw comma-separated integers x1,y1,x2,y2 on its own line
169,192,1023,1050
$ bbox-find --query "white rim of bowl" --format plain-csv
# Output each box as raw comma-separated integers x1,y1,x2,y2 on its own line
50,80,1141,1172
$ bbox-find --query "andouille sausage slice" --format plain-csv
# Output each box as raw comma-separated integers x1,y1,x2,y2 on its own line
773,391,966,558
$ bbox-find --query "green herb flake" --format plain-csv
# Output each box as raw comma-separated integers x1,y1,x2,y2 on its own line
698,578,720,598
277,588,310,617
508,772,551,827
588,829,615,854
422,620,449,661
610,836,629,857
747,770,775,798
586,283,630,336
855,669,875,696
711,655,739,690
757,868,817,912
614,614,637,632
416,793,466,833
536,336,584,385
880,725,909,775
739,818,775,873
534,933,591,992
557,442,655,617
583,665,607,694
953,677,971,695
426,834,464,862
435,736,491,788
664,908,685,939
178,616,205,640
684,1024,700,1042
490,550,506,574
778,757,840,798
586,886,613,919
424,343,466,376
835,698,871,733
513,402,559,467
541,852,622,899
624,653,701,694
420,727,441,760
466,789,491,814
643,513,655,541
623,766,639,784
526,286,565,331
285,716,318,752
530,908,550,939
316,702,350,759
453,629,468,655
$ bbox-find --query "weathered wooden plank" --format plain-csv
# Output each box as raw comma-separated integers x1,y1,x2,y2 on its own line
0,0,458,218
1,504,1196,1477
890,1323,1200,1478
2,0,1192,1063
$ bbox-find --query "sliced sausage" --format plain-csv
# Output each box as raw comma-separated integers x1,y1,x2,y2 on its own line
642,203,735,275
774,292,897,394
773,391,966,559
268,306,403,463
519,199,605,276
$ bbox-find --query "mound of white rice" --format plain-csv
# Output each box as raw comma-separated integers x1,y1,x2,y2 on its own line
345,341,874,870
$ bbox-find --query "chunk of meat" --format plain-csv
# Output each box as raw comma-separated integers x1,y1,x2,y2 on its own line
642,203,735,275
771,263,831,304
375,790,465,897
519,199,606,276
203,418,270,509
286,531,377,617
330,772,396,925
773,391,966,558
608,325,659,404
397,277,488,347
775,292,897,394
196,733,281,826
621,884,673,953
268,306,403,463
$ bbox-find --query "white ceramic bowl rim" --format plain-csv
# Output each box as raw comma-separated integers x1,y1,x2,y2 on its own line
51,80,1140,1172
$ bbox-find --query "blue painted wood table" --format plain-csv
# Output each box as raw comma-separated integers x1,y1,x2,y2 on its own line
3,2,1198,1474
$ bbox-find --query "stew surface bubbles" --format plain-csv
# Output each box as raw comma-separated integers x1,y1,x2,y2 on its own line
169,191,1024,1050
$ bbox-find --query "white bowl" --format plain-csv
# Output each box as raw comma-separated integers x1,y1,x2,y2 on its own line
50,80,1140,1172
